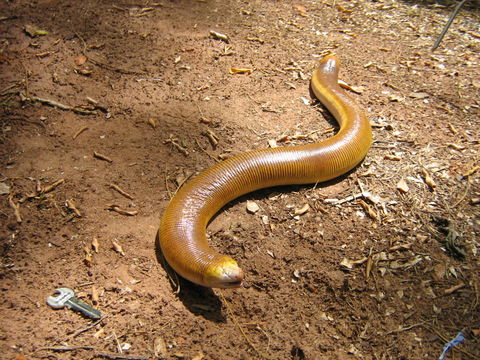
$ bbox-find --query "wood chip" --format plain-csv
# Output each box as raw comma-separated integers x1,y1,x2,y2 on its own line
384,154,401,161
94,151,113,163
109,183,134,200
210,30,230,43
112,240,125,256
72,126,89,139
43,179,65,193
294,203,310,216
66,199,82,217
108,204,138,216
358,199,379,221
421,169,436,190
447,143,465,151
147,118,157,129
9,195,22,223
246,201,260,213
229,67,254,74
396,178,409,193
340,257,368,270
92,237,100,253
443,282,465,295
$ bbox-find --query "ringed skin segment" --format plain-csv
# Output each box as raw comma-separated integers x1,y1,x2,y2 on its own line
159,55,372,288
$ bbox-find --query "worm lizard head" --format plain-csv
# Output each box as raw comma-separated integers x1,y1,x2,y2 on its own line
204,256,244,288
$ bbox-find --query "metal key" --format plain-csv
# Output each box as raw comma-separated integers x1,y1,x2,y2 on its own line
47,287,102,320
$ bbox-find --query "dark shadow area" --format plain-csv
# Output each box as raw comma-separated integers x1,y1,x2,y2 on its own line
154,231,226,323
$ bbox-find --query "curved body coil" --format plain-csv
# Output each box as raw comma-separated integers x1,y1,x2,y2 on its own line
159,55,372,288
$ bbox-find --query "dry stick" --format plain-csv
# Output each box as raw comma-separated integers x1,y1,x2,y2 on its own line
432,0,468,50
39,346,95,352
112,331,122,354
386,323,423,335
108,204,138,216
28,95,96,115
66,199,82,217
43,178,65,193
8,195,22,222
109,184,134,200
95,353,149,360
219,291,274,360
73,126,89,139
94,151,113,163
69,316,107,338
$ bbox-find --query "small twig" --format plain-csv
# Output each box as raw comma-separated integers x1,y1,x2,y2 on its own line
203,129,219,148
386,323,423,335
443,282,465,295
8,195,22,223
107,204,138,216
164,136,188,156
432,0,468,51
94,152,113,163
66,199,82,217
22,93,97,115
38,346,95,352
109,184,134,200
69,316,107,338
95,353,149,360
43,178,65,193
113,331,122,354
73,126,89,139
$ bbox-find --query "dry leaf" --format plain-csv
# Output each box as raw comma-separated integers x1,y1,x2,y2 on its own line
229,67,254,74
338,79,363,94
409,91,429,99
340,257,368,270
294,203,310,216
112,240,125,256
24,24,49,37
74,55,88,65
396,179,409,193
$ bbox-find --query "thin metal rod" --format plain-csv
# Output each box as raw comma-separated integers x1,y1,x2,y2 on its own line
432,0,468,51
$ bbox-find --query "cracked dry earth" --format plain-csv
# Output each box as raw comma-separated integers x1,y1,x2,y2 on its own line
0,0,479,359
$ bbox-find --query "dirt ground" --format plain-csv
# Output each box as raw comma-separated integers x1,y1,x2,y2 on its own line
0,0,479,359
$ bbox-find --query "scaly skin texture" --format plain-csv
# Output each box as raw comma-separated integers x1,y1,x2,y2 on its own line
158,55,372,288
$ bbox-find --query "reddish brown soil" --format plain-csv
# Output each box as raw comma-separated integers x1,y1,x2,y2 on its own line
1,1,479,359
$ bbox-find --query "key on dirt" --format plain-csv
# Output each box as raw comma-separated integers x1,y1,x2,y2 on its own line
47,287,101,320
